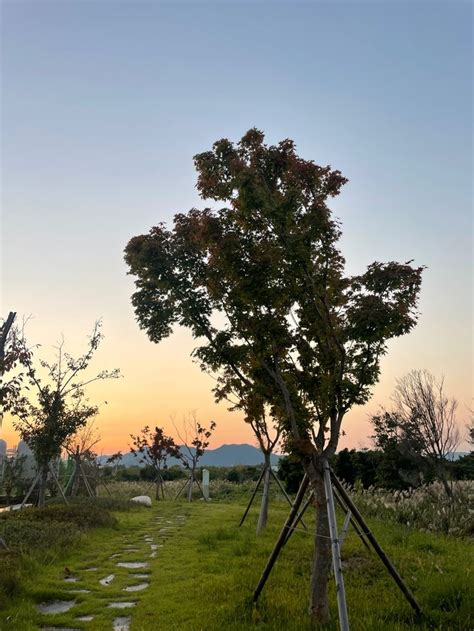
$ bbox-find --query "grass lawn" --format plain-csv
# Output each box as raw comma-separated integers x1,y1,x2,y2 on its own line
0,496,472,630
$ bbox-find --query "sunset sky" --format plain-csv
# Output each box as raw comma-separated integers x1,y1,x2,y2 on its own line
1,2,472,454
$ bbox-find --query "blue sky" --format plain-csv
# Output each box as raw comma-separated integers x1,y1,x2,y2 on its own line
1,1,472,451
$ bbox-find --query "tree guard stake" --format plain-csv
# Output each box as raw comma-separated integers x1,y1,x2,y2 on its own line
323,460,349,631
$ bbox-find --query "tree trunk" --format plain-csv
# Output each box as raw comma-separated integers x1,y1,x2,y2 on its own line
437,464,453,499
37,463,49,507
308,465,332,626
187,469,195,502
256,454,271,535
155,478,161,500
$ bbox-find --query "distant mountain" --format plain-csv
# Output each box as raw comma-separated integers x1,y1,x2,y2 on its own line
99,444,281,468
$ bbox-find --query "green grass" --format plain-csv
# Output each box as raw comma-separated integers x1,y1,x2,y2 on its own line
0,497,472,630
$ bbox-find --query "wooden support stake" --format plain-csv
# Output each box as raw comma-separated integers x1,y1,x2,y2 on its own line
64,460,77,495
239,466,266,526
20,472,40,508
323,461,350,631
330,469,422,617
49,463,69,504
79,463,95,497
253,474,309,602
269,468,308,530
333,487,371,552
339,509,352,549
174,477,190,500
194,477,208,502
283,491,313,545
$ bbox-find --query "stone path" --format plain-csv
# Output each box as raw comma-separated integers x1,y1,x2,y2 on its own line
36,511,187,630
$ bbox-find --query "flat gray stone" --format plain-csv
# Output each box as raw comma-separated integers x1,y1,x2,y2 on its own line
37,600,76,614
75,616,94,621
99,574,115,586
113,617,131,631
108,602,137,609
117,561,148,569
84,567,98,572
69,589,90,594
63,577,78,583
130,573,150,579
123,582,149,592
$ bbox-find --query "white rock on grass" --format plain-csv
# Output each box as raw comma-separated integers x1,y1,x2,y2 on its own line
130,495,152,507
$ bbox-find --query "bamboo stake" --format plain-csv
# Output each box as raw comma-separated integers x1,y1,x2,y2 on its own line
323,461,349,631
330,469,422,616
339,509,352,549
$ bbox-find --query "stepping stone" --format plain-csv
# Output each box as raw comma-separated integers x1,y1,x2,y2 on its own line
108,602,137,609
84,567,98,572
64,577,78,583
117,561,148,569
130,573,150,579
110,553,121,559
99,574,115,586
37,600,76,614
113,617,131,631
123,582,149,592
69,589,90,594
149,552,157,558
41,627,79,631
150,544,158,550
124,547,139,552
75,615,94,621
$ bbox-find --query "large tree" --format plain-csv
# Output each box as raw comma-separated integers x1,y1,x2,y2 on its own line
125,129,423,624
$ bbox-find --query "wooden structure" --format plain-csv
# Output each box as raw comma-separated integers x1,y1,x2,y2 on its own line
252,465,422,630
239,464,307,532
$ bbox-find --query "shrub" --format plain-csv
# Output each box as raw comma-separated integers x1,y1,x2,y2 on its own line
0,550,23,607
346,480,474,536
2,503,117,530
